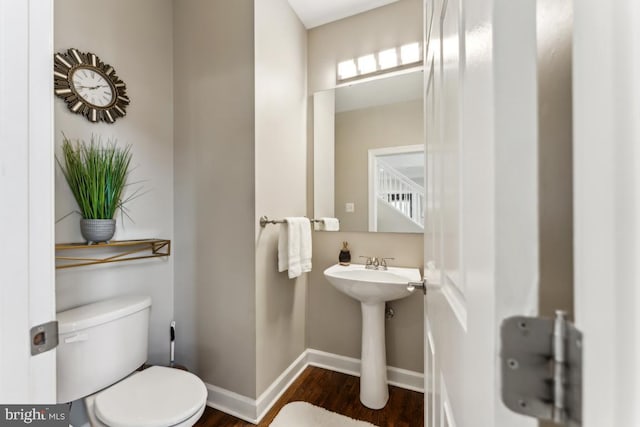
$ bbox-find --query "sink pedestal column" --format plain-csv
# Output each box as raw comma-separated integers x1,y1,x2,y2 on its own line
360,302,388,409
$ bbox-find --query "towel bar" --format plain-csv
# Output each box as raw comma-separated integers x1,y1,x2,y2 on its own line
259,216,324,228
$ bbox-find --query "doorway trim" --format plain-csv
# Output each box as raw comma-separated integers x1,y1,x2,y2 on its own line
0,0,56,403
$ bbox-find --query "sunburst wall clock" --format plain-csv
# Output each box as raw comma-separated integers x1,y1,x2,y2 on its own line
54,48,130,124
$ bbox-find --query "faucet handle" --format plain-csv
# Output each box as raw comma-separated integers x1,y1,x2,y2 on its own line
380,257,395,269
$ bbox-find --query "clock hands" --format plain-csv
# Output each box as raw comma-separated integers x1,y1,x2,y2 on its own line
76,84,110,90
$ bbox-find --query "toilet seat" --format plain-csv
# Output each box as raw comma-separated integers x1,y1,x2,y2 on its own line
92,366,207,427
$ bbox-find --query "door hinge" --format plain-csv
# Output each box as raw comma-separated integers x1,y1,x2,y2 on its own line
30,320,58,356
500,311,582,426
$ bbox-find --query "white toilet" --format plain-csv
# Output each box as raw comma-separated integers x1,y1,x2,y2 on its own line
56,296,207,427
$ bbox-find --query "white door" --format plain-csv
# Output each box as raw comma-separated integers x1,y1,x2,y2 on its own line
426,0,640,425
574,1,640,426
423,0,543,425
0,0,56,403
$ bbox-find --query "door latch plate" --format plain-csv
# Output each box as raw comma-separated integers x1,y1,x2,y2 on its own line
30,320,58,356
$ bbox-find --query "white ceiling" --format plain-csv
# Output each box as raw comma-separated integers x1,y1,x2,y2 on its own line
287,0,400,29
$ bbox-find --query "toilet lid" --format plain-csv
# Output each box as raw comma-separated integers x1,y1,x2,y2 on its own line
95,366,207,427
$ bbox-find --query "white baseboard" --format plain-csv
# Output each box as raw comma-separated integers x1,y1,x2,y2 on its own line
255,350,308,421
205,383,257,424
204,351,308,425
306,348,425,393
204,348,425,424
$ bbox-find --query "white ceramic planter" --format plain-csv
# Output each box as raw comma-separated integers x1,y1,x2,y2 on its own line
80,219,116,244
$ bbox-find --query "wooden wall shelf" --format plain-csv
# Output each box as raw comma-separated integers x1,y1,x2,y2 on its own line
55,239,171,269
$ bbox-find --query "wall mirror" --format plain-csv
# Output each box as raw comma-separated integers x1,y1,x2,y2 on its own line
314,68,424,233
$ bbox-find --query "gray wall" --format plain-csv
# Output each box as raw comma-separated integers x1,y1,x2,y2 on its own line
537,0,574,320
173,0,257,398
54,0,174,365
254,0,308,396
335,99,423,231
307,0,425,372
174,0,308,399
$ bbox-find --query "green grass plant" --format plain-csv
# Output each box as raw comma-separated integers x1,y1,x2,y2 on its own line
57,135,133,220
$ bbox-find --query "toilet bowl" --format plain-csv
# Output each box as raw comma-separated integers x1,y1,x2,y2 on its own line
84,366,207,427
56,296,208,427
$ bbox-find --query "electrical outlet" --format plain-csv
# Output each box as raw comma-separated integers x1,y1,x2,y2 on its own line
345,202,355,213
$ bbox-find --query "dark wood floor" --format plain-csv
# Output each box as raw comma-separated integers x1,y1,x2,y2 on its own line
195,366,424,426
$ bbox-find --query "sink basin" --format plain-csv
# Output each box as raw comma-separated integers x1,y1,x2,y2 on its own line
323,263,421,304
323,263,422,410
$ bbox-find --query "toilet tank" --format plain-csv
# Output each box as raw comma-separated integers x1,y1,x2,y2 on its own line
56,296,152,403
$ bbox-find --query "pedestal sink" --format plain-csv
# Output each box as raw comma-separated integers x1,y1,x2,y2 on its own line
323,263,422,409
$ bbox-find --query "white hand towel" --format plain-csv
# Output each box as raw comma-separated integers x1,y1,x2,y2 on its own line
320,217,340,231
278,217,312,279
278,224,289,273
298,218,312,275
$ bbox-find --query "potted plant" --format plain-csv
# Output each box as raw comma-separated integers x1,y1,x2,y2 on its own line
57,135,134,244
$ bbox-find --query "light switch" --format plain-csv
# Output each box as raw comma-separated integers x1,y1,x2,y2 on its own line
345,202,355,213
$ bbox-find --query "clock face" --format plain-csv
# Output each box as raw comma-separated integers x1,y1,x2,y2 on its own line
71,67,115,108
53,48,130,124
